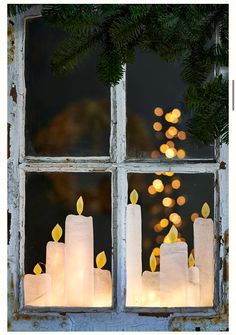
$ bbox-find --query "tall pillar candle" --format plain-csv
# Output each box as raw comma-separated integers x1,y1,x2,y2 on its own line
24,263,52,306
160,225,188,307
141,253,160,307
94,251,112,307
64,196,94,306
193,202,214,306
46,224,65,306
126,190,142,306
187,254,200,306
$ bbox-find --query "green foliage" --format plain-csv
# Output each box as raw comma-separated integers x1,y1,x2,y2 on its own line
185,76,228,144
9,4,228,144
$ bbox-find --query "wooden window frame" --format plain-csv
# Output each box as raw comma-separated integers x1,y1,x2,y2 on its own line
8,6,228,330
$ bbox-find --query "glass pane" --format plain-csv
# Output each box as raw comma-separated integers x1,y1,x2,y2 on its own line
25,18,110,156
126,172,214,307
24,172,112,307
127,49,214,160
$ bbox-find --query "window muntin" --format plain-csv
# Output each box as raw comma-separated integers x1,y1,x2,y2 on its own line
25,18,110,157
126,49,215,160
19,15,219,312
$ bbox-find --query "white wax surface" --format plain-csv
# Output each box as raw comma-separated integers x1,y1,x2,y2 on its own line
187,266,200,307
46,241,65,306
64,214,94,306
142,271,160,307
160,242,188,307
94,268,112,307
126,204,142,306
194,218,214,306
24,274,51,306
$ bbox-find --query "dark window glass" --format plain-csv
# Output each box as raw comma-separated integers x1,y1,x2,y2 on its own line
25,18,110,156
127,49,214,160
25,172,111,273
128,172,214,272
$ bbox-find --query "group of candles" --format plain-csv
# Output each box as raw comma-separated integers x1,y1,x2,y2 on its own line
126,190,214,307
24,197,112,307
24,190,214,308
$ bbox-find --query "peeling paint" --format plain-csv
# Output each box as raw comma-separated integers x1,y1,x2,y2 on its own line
8,5,229,332
8,21,15,63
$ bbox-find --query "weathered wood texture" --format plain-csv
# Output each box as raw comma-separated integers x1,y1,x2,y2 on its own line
7,5,228,331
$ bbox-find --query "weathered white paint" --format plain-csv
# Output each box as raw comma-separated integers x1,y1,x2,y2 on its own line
7,5,228,331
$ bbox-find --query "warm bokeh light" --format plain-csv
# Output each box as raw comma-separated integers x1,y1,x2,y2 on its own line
155,235,164,244
165,148,176,158
168,126,178,136
191,212,199,222
153,122,162,131
169,212,182,225
165,130,174,139
156,257,160,265
171,179,181,189
165,172,174,177
154,107,164,116
172,108,181,118
177,131,186,140
151,150,160,159
165,113,172,122
160,144,169,153
152,247,160,256
160,218,169,228
166,140,175,148
177,149,186,159
153,179,163,190
162,197,173,207
177,196,186,206
148,185,156,195
154,223,163,232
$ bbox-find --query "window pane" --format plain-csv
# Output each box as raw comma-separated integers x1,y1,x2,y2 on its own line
24,172,112,307
126,172,214,307
126,49,214,160
25,18,110,157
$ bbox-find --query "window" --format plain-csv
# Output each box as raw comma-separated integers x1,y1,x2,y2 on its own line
8,7,228,331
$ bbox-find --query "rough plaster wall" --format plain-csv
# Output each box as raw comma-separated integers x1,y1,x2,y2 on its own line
7,5,229,331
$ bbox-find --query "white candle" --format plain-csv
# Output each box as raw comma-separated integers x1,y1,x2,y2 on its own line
46,224,65,306
24,263,51,306
93,251,112,307
160,226,188,307
126,190,142,306
187,254,200,306
194,203,214,306
64,197,94,306
141,253,160,306
142,271,160,307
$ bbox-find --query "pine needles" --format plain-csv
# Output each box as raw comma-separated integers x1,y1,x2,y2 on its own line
9,4,229,144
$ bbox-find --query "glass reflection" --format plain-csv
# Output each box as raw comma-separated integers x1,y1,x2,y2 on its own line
127,49,214,159
25,18,110,156
25,173,111,274
128,173,214,272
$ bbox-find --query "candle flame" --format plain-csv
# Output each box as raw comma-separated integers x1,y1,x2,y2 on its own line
164,225,178,244
150,252,156,272
33,263,42,275
201,202,210,218
76,196,84,215
51,223,62,242
96,251,107,269
130,189,138,205
189,253,195,267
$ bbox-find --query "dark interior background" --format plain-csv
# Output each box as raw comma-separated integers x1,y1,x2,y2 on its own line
25,17,110,157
